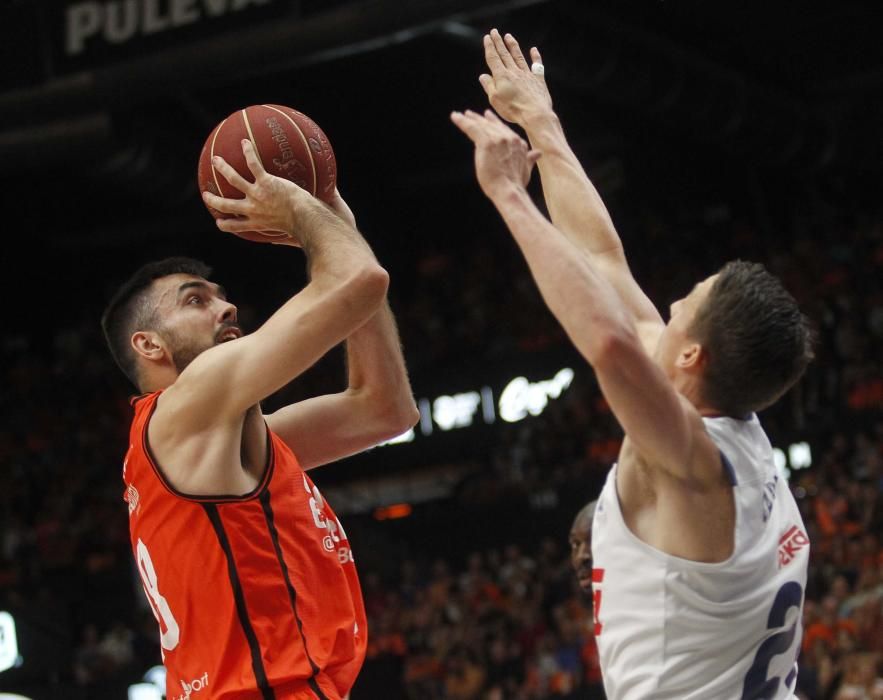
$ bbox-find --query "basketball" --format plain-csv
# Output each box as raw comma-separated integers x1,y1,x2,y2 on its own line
197,104,337,242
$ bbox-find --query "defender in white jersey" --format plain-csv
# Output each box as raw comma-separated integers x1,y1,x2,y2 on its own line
454,28,815,700
594,416,809,698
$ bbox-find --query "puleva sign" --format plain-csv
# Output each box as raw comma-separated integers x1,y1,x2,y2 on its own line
64,0,275,56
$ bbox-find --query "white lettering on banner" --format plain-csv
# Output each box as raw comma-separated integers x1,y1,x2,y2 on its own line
773,442,813,481
0,611,20,673
433,391,481,431
172,0,199,24
379,368,576,447
499,368,574,423
789,442,812,469
380,428,415,446
65,0,274,55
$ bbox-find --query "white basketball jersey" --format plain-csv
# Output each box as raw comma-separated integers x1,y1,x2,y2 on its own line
592,414,809,700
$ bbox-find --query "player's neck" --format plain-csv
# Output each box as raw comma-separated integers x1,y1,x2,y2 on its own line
139,367,178,394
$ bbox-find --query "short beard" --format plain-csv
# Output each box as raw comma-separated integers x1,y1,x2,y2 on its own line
160,325,211,374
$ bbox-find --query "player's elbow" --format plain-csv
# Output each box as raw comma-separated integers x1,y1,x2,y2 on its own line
373,392,420,437
358,396,419,446
343,264,389,312
360,264,390,302
394,399,421,434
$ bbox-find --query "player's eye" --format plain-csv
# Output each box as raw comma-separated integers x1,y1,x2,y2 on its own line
187,295,202,305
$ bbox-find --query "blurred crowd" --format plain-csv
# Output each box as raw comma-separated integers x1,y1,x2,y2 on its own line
0,186,881,698
358,539,603,700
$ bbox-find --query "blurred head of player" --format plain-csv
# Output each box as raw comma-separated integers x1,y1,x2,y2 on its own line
570,500,597,596
102,257,241,392
654,260,813,419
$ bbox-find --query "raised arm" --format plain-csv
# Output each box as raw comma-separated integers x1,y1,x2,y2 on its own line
480,30,664,352
451,110,719,484
156,142,389,436
265,192,419,469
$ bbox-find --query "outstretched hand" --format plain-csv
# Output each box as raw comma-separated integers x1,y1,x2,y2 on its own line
479,29,552,125
450,109,541,200
202,139,309,246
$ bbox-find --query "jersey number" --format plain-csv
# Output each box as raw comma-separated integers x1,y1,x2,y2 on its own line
137,538,180,651
741,581,803,699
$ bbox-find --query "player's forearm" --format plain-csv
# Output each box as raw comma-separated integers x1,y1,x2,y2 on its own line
262,301,417,469
295,199,383,288
343,300,419,430
522,110,624,258
490,184,634,364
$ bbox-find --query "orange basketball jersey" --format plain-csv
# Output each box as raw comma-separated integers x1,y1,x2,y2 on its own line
122,392,367,700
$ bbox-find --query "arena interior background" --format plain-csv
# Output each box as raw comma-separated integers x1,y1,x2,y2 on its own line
1,1,881,698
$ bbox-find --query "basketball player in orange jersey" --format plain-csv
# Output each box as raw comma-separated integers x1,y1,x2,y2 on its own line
453,30,814,699
101,139,419,700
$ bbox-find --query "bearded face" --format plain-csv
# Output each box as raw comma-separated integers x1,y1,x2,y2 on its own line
160,323,215,374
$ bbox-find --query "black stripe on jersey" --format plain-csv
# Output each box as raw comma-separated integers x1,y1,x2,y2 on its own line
203,503,276,700
260,488,330,700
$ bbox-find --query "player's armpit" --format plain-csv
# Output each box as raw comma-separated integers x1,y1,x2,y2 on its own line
593,332,720,485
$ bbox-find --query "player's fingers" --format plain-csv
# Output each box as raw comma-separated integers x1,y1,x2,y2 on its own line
478,73,495,96
203,190,249,215
504,33,529,70
483,110,516,135
211,155,253,194
490,29,517,69
450,111,483,142
241,139,266,179
483,34,505,75
215,216,253,233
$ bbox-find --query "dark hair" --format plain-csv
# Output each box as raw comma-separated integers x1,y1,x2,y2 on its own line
101,257,212,390
689,260,814,418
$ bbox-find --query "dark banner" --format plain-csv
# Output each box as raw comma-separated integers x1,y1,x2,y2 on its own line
0,2,49,90
46,0,290,74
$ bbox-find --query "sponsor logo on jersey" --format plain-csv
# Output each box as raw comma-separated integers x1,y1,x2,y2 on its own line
170,671,209,700
303,474,354,562
125,483,140,516
778,525,809,568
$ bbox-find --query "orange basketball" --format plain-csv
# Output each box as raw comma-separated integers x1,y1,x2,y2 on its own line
197,104,337,242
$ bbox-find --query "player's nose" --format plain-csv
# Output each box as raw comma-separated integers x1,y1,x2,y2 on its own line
575,541,591,562
219,300,238,324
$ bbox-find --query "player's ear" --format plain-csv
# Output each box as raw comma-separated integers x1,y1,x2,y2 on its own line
131,331,165,362
676,342,704,371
